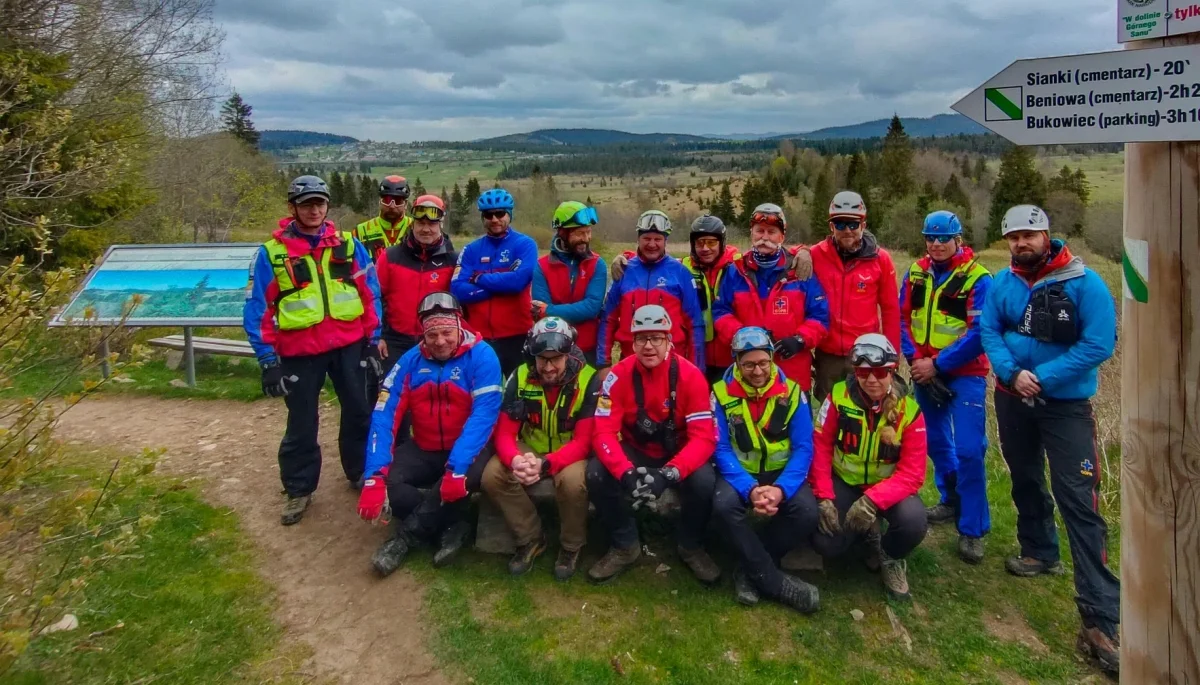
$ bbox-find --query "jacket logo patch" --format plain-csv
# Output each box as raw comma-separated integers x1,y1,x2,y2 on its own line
773,297,789,315
856,280,868,293
1081,459,1094,477
481,256,491,264
450,366,462,381
656,276,668,287
430,273,439,282
374,390,390,411
419,368,432,374
499,250,511,263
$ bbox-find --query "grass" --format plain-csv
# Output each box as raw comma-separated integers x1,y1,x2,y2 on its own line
1043,152,1124,205
5,470,305,684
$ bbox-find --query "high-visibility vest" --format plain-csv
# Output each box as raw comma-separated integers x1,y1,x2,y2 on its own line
712,375,802,476
829,380,921,487
263,232,364,331
682,256,727,343
355,215,412,255
907,259,990,350
512,364,597,454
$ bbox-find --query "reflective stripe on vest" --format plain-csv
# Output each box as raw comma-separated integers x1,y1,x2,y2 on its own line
263,232,365,331
515,364,597,454
355,215,412,254
830,381,920,487
907,260,989,350
684,257,723,343
712,377,801,476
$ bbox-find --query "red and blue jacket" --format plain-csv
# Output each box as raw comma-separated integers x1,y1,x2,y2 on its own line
532,244,607,354
450,228,539,340
596,255,706,367
713,251,829,391
243,219,381,364
899,247,992,377
365,331,503,478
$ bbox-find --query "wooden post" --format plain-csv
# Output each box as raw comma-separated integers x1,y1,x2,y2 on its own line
1120,32,1200,684
98,338,111,379
183,326,196,388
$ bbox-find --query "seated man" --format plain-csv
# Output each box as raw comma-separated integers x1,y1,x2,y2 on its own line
711,327,820,613
357,293,503,576
586,305,720,585
483,317,600,581
810,334,929,602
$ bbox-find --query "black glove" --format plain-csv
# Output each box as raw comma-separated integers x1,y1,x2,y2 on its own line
620,468,641,494
633,466,679,501
361,340,384,379
261,362,291,398
925,375,956,407
773,335,805,359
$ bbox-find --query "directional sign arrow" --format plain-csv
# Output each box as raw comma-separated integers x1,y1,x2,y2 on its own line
952,44,1200,145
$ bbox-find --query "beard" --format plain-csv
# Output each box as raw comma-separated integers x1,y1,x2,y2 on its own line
570,240,590,256
1011,248,1046,267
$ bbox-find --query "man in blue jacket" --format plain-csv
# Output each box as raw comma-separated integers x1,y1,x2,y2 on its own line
451,188,539,377
711,327,820,614
356,293,503,576
980,205,1119,675
532,201,608,365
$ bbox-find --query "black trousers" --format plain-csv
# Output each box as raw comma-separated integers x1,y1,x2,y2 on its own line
812,475,928,560
278,343,371,497
585,445,716,550
712,477,819,596
995,390,1120,635
488,335,527,380
385,440,489,540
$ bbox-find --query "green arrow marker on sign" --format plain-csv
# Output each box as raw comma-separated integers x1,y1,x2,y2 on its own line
985,88,1023,120
1123,239,1149,303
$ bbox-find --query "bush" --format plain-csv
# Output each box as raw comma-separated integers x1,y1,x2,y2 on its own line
1084,200,1123,261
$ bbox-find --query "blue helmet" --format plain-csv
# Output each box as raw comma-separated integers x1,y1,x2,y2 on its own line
477,188,515,213
922,210,962,236
731,326,774,356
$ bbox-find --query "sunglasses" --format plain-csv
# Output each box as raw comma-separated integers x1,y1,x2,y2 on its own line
412,206,444,221
482,210,509,220
854,366,892,380
751,212,785,229
380,195,408,207
553,206,598,229
694,237,721,249
924,234,956,244
832,220,862,232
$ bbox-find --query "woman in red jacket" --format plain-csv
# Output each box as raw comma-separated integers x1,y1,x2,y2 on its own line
809,334,929,602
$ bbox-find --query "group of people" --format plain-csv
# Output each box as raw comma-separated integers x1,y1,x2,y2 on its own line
242,174,1121,674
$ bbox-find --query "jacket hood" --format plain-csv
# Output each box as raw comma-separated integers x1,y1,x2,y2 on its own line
271,221,341,254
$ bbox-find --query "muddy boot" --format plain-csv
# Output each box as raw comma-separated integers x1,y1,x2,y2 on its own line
280,495,311,526
432,521,471,568
677,545,722,586
773,574,820,614
587,544,641,584
925,502,955,525
507,535,547,576
553,548,581,582
733,568,760,606
1077,626,1120,675
958,535,985,565
1005,555,1065,578
372,532,412,577
862,523,882,573
881,550,911,602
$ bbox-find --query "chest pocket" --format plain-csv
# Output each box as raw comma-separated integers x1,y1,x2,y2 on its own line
837,410,863,456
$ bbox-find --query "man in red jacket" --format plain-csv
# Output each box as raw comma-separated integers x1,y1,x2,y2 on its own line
586,305,720,585
809,191,901,402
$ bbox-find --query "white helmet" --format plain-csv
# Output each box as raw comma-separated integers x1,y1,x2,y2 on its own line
849,333,898,368
630,305,672,334
1001,204,1051,236
829,191,867,221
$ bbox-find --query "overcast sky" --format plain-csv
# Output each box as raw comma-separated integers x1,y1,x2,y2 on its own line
216,0,1118,142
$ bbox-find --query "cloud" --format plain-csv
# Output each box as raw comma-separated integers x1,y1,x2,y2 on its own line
217,0,1119,140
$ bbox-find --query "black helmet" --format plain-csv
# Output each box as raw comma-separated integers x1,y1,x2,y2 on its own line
523,316,576,359
379,175,410,199
417,292,461,319
288,175,330,204
690,214,727,254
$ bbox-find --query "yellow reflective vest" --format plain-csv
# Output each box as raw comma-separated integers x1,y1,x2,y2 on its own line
683,255,730,343
712,375,802,475
355,215,413,256
829,380,921,487
263,232,364,331
512,364,597,454
907,259,990,350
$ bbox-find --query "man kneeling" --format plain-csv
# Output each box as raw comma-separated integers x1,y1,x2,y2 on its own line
711,327,820,613
483,317,600,580
357,293,503,575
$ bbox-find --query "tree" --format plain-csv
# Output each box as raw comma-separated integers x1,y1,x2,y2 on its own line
341,174,359,213
710,181,736,226
846,153,866,194
465,177,482,205
737,178,771,227
328,172,345,208
220,91,260,149
973,157,988,183
959,156,972,180
809,168,832,235
1048,165,1091,205
942,174,971,218
987,146,1046,243
412,177,426,197
1045,190,1086,237
879,115,914,200
357,175,375,214
448,183,469,234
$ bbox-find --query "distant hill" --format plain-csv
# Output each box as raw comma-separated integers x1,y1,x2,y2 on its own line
475,128,711,146
260,130,359,151
771,114,986,141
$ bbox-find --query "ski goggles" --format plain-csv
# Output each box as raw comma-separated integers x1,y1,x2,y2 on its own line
832,220,862,232
923,234,956,244
849,343,897,368
418,292,460,318
731,327,774,356
552,206,598,230
750,211,786,230
527,331,574,357
412,205,445,221
380,195,408,207
635,213,672,235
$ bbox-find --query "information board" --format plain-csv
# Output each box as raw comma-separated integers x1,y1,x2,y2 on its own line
1119,0,1200,43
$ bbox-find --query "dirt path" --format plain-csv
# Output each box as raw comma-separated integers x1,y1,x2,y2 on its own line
58,396,449,685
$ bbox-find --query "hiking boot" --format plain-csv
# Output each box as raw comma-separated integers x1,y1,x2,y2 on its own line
371,534,411,577
881,551,911,602
1077,626,1120,675
774,574,820,614
926,502,955,525
862,523,882,573
507,535,547,576
280,495,311,526
432,521,470,568
677,545,722,586
587,544,641,584
1005,555,1065,578
553,548,581,582
732,568,760,606
958,535,985,565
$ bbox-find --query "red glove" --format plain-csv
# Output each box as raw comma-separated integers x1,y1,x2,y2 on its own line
357,467,389,521
439,472,469,503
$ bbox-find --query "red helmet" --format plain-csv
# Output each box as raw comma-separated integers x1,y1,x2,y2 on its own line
412,194,445,211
